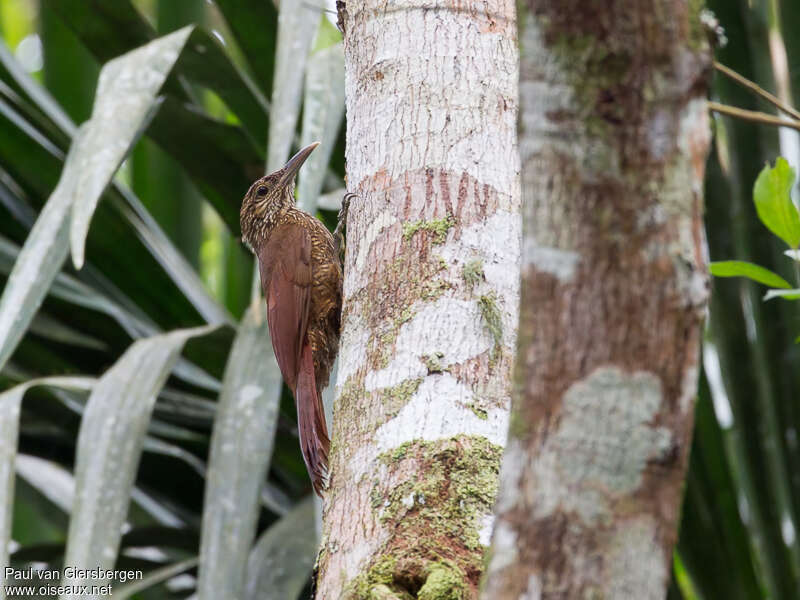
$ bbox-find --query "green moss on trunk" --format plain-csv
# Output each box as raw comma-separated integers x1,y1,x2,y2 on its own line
344,437,502,599
403,216,457,245
462,259,485,290
478,294,503,362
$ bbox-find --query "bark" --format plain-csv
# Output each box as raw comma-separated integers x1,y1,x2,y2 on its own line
316,2,519,598
483,2,711,599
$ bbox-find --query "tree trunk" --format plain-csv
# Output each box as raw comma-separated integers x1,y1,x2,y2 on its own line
316,2,519,598
483,3,711,599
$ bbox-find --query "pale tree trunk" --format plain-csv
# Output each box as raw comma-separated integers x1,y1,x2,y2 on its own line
482,2,712,599
316,1,519,598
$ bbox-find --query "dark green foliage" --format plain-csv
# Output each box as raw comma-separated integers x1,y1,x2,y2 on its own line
673,1,800,598
0,1,345,598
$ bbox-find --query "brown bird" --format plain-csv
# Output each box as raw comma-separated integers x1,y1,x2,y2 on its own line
240,142,342,496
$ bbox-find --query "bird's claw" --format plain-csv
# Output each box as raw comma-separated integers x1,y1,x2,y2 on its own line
334,192,356,258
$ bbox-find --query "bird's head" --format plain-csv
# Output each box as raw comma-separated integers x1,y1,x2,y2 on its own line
240,141,320,248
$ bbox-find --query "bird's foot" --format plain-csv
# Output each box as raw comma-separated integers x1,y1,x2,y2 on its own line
334,192,357,258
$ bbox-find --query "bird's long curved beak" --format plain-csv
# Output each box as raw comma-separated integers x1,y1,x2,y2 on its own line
277,141,320,189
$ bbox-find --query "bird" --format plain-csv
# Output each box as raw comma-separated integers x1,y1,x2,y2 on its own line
240,142,342,496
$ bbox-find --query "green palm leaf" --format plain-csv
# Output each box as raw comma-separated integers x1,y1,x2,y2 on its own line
62,326,216,594
197,307,281,600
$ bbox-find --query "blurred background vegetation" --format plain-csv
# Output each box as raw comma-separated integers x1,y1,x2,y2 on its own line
0,0,799,599
0,0,344,598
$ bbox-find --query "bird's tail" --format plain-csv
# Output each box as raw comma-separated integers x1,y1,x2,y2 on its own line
296,343,331,496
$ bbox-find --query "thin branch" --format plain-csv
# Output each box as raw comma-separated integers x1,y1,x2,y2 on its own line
709,102,800,132
713,61,800,121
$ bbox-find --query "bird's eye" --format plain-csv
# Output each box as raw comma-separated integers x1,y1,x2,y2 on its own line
256,186,268,197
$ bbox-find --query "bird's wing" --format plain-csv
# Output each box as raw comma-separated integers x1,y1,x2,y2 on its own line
258,222,312,392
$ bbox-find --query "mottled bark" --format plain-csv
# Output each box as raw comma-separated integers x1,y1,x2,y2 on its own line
317,2,519,598
483,2,711,599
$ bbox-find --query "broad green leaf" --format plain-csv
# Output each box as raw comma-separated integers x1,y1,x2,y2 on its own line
175,28,270,144
61,325,216,596
9,489,68,564
43,0,155,65
113,556,199,599
16,452,83,514
0,40,76,139
709,260,792,289
131,136,204,269
69,26,194,269
0,123,87,375
0,29,190,368
297,42,345,214
0,236,144,336
0,47,231,328
111,184,233,326
40,0,98,125
0,28,232,375
197,306,282,600
48,0,270,148
129,0,205,269
0,376,94,587
0,234,221,391
753,157,800,248
267,3,320,171
244,497,317,600
0,122,226,382
214,0,278,93
16,399,208,525
146,97,261,233
18,458,185,533
15,457,179,537
763,288,800,301
44,1,277,220
2,30,240,325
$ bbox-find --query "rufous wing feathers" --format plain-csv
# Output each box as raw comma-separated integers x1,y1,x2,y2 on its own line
260,224,312,392
259,223,329,495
